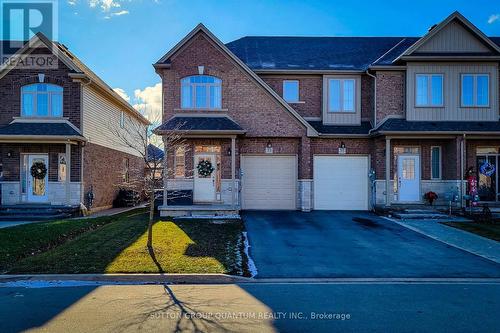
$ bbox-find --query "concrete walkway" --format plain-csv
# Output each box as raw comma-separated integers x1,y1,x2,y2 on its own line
81,203,147,219
386,218,500,264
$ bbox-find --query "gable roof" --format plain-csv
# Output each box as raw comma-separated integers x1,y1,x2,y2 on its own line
394,11,500,61
154,24,318,136
0,33,150,125
147,144,164,162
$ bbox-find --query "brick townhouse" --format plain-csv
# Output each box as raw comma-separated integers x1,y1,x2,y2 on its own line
153,11,500,216
0,33,149,213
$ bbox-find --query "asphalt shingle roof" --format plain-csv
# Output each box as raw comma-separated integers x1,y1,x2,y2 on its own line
226,36,500,70
308,121,372,135
147,144,164,162
0,122,82,136
155,116,244,132
376,118,500,133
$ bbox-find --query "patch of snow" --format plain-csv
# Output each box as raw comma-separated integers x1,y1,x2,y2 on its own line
242,232,258,277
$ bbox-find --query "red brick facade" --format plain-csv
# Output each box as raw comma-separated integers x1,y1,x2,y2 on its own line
375,71,405,125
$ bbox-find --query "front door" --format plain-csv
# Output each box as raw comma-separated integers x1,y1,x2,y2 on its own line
27,155,49,203
397,155,420,202
194,153,216,202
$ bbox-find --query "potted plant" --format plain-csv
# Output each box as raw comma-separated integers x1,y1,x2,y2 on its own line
424,191,438,206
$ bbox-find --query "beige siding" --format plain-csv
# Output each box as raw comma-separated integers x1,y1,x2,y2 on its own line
417,20,490,53
406,62,499,121
322,75,361,125
82,85,145,157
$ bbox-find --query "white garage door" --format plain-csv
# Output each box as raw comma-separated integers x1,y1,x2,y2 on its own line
314,156,369,210
241,155,296,210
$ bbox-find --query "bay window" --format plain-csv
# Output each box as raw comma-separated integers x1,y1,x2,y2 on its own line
21,83,63,117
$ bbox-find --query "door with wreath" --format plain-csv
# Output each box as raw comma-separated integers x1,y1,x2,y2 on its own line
194,154,216,202
27,155,49,203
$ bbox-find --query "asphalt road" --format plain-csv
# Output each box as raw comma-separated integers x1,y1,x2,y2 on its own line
0,282,499,333
243,211,500,278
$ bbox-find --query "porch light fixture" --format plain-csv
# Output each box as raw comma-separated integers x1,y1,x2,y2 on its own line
198,66,204,75
340,142,346,149
38,73,45,83
7,150,13,158
266,141,272,149
227,147,232,156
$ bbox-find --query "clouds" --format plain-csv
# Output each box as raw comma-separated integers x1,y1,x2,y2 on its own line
104,10,129,19
68,0,131,18
488,14,500,24
133,83,163,123
114,83,162,123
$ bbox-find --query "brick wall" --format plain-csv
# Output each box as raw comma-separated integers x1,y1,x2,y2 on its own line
83,143,143,209
0,143,81,182
0,47,81,128
375,71,405,125
260,75,322,118
159,32,307,138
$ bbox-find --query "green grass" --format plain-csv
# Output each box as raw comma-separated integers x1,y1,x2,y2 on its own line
7,212,249,276
442,222,500,242
0,210,143,272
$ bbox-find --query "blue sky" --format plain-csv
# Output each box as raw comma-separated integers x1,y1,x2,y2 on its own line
50,0,500,117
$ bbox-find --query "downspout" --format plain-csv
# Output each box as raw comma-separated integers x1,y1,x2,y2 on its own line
460,134,466,209
365,70,377,127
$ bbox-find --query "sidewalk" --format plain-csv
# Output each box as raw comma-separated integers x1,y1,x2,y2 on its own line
386,218,500,264
81,203,147,219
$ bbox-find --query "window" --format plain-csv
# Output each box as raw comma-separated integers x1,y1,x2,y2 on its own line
174,146,185,178
461,74,489,107
21,83,63,117
328,78,356,113
120,111,125,128
58,154,67,182
123,158,130,183
181,75,221,109
415,74,443,107
283,80,299,102
431,146,441,180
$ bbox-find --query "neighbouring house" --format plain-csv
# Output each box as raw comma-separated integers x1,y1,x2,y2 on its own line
0,33,149,213
153,11,500,216
147,143,164,180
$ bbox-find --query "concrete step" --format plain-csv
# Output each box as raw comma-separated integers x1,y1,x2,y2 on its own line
392,212,450,220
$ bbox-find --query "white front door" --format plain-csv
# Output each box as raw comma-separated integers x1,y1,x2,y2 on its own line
194,153,216,202
397,155,420,202
27,155,49,203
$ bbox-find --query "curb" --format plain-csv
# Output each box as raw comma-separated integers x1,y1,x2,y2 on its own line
1,274,500,285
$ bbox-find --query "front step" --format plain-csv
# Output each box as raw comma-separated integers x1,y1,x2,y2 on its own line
392,208,450,220
0,204,80,221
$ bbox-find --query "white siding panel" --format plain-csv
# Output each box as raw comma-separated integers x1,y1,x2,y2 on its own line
407,62,499,121
418,21,491,53
82,85,144,157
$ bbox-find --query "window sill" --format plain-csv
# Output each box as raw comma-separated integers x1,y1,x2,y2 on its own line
174,108,228,112
327,111,357,114
460,106,491,109
287,101,305,104
415,106,445,109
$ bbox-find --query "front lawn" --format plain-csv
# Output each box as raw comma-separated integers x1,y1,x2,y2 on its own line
441,222,500,242
6,211,249,276
0,211,139,272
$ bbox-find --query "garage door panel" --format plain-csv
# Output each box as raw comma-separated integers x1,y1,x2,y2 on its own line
314,156,369,210
241,156,296,210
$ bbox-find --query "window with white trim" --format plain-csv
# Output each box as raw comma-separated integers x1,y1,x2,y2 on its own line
21,83,63,117
174,146,185,178
415,74,443,107
431,146,441,180
283,80,299,102
181,75,222,109
58,153,67,182
461,74,489,107
328,78,355,113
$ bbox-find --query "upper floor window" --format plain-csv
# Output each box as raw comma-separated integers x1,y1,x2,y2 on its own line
181,75,221,109
461,74,489,107
21,83,63,117
415,74,443,107
328,78,356,113
283,80,299,102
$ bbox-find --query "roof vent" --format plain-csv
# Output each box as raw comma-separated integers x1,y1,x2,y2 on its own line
428,24,438,32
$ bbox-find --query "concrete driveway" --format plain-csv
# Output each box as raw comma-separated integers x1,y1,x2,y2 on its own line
243,211,500,278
